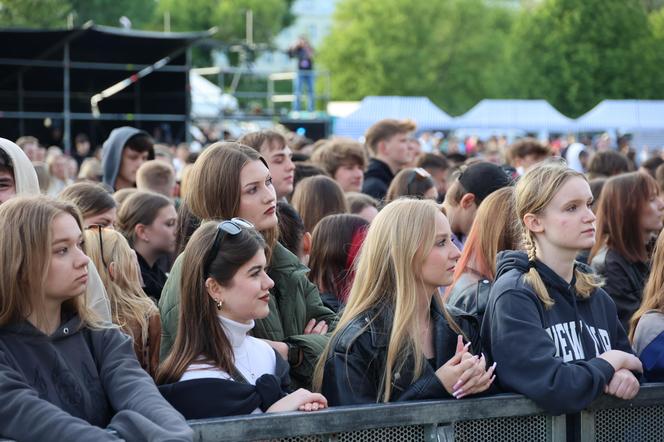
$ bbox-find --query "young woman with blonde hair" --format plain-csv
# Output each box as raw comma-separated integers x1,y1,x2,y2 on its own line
481,160,642,415
84,227,161,378
157,220,327,417
0,196,190,441
160,142,336,389
446,187,520,315
631,231,664,381
315,199,495,404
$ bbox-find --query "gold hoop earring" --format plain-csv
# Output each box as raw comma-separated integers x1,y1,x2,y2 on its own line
216,299,223,311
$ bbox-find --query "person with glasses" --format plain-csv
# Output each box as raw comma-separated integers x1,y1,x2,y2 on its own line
157,219,327,417
0,196,192,442
385,167,438,203
83,225,161,378
160,142,337,390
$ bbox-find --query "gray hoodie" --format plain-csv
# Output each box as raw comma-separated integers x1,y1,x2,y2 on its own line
102,127,149,190
0,311,193,442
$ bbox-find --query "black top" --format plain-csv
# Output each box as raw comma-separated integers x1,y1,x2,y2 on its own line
592,248,649,331
362,158,394,201
320,300,480,405
158,351,290,419
137,252,168,302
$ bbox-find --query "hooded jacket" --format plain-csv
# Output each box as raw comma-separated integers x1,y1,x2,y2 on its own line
159,242,337,389
0,311,192,442
0,139,112,322
481,251,632,415
362,158,394,200
101,127,149,190
0,137,40,196
320,301,480,406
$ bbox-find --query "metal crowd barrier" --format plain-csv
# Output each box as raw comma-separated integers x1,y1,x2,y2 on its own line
2,383,664,441
189,383,664,442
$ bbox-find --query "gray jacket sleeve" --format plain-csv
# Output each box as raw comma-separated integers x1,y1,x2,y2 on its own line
92,327,193,442
0,349,120,442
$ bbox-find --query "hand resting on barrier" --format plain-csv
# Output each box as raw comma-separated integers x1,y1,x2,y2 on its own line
598,350,643,400
267,388,328,412
436,335,496,399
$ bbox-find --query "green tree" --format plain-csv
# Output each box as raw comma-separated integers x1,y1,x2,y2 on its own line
318,0,514,115
0,0,70,27
506,0,664,117
69,0,156,28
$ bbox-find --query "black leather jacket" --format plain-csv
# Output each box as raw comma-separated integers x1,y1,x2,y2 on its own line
320,300,480,406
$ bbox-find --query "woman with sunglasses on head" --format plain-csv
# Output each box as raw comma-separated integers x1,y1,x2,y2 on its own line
160,142,337,389
157,219,327,417
116,191,177,301
385,167,438,203
0,196,191,442
314,199,495,405
84,226,161,378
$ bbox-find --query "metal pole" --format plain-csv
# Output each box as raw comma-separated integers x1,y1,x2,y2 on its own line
63,43,71,155
18,74,25,136
185,47,192,144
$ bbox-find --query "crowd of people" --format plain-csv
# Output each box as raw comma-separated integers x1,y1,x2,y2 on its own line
0,117,663,440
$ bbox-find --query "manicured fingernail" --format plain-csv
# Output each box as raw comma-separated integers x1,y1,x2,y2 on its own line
464,342,471,350
491,362,497,369
453,388,464,397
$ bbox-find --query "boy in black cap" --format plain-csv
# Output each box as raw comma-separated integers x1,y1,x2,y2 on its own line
442,161,513,250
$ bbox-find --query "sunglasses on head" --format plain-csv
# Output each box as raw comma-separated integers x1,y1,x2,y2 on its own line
86,224,109,270
203,218,255,277
406,167,432,196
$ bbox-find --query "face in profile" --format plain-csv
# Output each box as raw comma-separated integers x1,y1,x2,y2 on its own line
419,211,461,292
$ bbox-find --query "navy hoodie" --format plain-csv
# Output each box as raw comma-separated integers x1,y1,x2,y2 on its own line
481,251,632,415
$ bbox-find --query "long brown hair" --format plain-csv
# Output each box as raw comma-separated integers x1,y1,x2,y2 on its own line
516,161,602,308
156,221,267,384
0,196,102,329
59,181,116,219
177,142,277,258
449,187,520,285
308,214,369,303
590,172,660,264
291,175,348,232
631,230,664,339
116,191,173,246
312,199,460,402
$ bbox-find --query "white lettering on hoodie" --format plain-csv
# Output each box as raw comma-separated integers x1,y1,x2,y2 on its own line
545,321,611,362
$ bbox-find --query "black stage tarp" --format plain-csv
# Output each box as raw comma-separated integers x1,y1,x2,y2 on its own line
0,25,210,148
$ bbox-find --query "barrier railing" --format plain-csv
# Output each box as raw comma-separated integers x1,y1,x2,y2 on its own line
3,383,664,441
